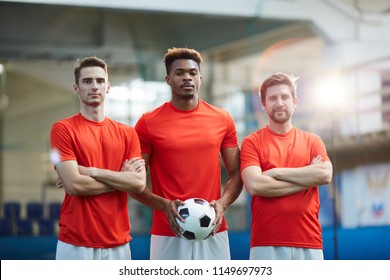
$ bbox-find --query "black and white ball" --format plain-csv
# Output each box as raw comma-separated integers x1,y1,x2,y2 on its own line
176,198,216,240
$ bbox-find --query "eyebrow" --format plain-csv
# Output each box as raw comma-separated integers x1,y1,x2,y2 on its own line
174,67,198,72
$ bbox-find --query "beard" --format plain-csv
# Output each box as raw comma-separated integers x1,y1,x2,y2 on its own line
269,109,292,124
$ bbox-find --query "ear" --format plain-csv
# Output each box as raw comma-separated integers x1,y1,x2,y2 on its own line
165,75,170,85
293,96,299,108
106,81,110,94
73,84,79,96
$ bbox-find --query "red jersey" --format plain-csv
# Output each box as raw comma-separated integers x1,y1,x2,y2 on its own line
50,113,141,248
135,100,238,236
240,126,330,249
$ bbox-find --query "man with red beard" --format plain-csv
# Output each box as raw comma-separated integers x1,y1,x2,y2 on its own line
240,72,333,260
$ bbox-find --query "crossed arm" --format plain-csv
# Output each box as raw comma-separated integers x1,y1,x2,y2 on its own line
55,157,146,196
242,155,333,197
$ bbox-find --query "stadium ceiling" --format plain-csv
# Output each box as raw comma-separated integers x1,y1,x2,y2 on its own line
0,1,319,80
1,0,389,80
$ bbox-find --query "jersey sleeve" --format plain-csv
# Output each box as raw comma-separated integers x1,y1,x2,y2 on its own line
221,112,239,149
240,135,261,173
127,126,142,159
134,115,152,155
50,122,76,168
311,134,330,162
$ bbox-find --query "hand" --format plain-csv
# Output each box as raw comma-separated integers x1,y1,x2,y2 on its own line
56,178,63,189
164,199,185,237
121,157,145,173
209,199,224,235
311,155,323,165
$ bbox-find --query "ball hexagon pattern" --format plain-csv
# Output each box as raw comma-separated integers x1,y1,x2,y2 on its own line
176,198,216,240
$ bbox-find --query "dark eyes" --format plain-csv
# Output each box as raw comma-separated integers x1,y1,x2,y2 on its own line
175,71,198,76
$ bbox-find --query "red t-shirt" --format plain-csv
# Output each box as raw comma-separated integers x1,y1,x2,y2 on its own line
135,100,238,236
50,113,141,248
240,126,330,249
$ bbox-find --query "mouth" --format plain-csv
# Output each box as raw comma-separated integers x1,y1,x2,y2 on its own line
181,83,194,89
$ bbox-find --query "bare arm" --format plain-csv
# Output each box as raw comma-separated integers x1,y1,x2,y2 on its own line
56,160,115,196
242,155,332,197
210,146,243,234
129,153,185,236
80,157,146,194
264,155,333,187
242,165,308,197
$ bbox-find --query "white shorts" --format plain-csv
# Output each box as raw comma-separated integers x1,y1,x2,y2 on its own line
150,231,231,260
250,246,324,260
55,240,132,260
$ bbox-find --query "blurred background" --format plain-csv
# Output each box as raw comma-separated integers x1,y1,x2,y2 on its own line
0,0,389,260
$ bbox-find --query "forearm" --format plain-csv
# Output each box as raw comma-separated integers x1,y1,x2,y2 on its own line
219,147,243,210
218,174,243,210
241,166,307,197
130,187,170,211
265,161,332,187
62,175,115,196
247,175,307,197
88,168,146,193
56,161,114,196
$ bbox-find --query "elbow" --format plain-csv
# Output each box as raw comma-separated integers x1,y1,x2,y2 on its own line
244,183,262,197
320,162,333,186
323,164,333,185
244,185,254,196
317,169,333,186
64,183,83,196
323,173,333,185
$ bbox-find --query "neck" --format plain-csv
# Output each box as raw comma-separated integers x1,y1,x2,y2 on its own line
268,121,293,134
80,104,105,122
171,96,199,111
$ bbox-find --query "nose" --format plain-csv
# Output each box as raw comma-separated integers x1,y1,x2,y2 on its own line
183,72,192,80
91,80,99,88
275,97,284,106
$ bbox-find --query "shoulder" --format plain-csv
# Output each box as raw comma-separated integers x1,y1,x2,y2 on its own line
293,127,323,144
51,114,78,130
135,103,169,131
141,102,170,119
107,118,136,132
294,127,319,138
242,128,265,144
199,100,233,123
200,100,228,114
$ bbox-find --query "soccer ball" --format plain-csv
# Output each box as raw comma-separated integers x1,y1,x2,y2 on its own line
176,198,216,240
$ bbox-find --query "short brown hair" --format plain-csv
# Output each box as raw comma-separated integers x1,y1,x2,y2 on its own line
163,47,203,74
259,72,299,104
74,56,108,84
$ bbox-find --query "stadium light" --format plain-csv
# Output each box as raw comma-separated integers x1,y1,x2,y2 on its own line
316,74,347,110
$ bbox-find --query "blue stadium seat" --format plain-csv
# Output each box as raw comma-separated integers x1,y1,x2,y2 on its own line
38,219,55,236
0,219,12,235
48,202,62,220
26,202,44,221
17,219,33,236
4,202,21,220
